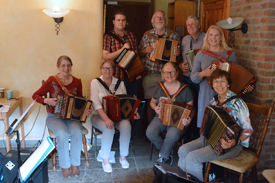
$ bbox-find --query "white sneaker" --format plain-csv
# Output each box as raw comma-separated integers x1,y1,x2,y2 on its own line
102,162,112,173
119,158,129,169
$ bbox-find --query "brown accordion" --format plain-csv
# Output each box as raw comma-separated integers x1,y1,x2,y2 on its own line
102,94,141,122
150,38,178,62
115,48,147,82
54,93,92,122
200,105,243,155
158,99,193,130
211,61,257,96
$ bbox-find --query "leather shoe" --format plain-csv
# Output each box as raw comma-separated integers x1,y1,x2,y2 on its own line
71,165,80,177
62,168,72,178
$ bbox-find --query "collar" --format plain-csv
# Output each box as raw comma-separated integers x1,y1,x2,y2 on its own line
99,75,118,85
151,27,167,36
191,32,203,43
113,30,128,37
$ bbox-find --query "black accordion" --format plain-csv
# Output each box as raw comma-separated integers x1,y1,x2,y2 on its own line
200,105,243,155
54,93,92,122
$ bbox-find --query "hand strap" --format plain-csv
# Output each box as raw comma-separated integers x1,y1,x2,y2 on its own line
50,76,73,96
96,78,121,95
158,81,187,101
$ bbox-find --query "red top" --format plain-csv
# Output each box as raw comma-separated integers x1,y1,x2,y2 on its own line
32,75,82,113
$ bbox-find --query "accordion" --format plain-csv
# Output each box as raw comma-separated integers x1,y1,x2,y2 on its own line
150,38,178,62
211,61,257,96
54,93,92,122
158,99,193,130
200,105,243,155
185,49,200,71
115,48,147,82
102,94,141,121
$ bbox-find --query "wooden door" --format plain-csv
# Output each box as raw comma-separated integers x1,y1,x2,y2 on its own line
200,0,230,41
104,2,152,44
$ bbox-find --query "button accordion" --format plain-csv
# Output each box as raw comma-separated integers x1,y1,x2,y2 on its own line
185,49,200,71
211,61,257,96
54,93,92,122
115,48,147,82
158,99,193,130
150,38,178,62
102,94,141,122
200,105,243,155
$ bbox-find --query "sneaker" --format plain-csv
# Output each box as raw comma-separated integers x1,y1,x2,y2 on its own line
102,162,112,173
119,158,129,169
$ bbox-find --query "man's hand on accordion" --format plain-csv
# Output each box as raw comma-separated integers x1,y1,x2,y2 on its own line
220,138,236,150
44,98,58,106
182,117,191,127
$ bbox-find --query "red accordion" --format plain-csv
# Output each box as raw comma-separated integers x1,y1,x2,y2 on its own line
211,61,257,96
102,94,141,121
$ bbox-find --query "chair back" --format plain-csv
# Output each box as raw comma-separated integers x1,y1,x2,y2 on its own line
42,80,49,111
245,100,274,157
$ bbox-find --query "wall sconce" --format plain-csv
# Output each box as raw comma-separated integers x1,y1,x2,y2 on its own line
216,17,248,47
43,6,70,35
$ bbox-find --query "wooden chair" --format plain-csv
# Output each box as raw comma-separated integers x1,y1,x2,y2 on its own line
203,100,274,183
42,80,89,171
262,169,275,183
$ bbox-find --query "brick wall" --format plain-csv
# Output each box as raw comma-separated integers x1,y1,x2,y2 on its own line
230,0,275,172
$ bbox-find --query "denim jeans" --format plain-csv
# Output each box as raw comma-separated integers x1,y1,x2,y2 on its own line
146,117,187,159
178,137,243,181
46,113,83,169
91,115,131,159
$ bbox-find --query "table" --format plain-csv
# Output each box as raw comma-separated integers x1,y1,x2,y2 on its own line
0,97,25,152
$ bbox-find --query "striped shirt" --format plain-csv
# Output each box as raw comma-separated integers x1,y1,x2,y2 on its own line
139,28,180,74
103,30,138,80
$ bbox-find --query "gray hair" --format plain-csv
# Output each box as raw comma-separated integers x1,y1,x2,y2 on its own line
186,15,201,27
151,10,168,28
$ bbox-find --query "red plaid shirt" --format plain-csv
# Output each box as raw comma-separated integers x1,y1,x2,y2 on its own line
103,30,138,80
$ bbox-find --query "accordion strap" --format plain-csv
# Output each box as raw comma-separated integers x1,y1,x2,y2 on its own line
106,32,126,46
96,78,121,95
214,95,241,107
202,50,234,62
144,30,174,40
158,81,187,101
50,76,73,97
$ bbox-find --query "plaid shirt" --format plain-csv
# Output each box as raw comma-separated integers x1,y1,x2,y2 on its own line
139,28,180,74
103,30,138,80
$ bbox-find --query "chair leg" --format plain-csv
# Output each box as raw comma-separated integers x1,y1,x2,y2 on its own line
82,134,89,167
252,166,258,183
90,127,94,146
224,167,228,183
203,162,211,182
52,138,57,172
239,173,244,183
95,132,97,161
150,143,153,161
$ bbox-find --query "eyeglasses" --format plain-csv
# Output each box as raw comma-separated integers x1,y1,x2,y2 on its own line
102,67,113,71
163,71,176,75
213,80,227,84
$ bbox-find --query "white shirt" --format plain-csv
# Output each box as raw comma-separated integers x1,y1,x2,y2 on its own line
90,75,127,112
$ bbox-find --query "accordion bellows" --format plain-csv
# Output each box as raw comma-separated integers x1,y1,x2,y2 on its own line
102,94,141,122
54,93,92,122
158,99,193,130
200,105,243,155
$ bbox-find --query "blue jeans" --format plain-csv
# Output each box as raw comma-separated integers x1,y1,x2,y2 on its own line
178,137,243,181
46,113,83,169
146,117,187,159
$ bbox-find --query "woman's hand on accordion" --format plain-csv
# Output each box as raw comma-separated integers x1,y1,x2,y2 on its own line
44,98,58,106
104,118,114,129
85,108,93,116
182,117,191,127
221,138,236,150
134,112,140,120
154,104,162,115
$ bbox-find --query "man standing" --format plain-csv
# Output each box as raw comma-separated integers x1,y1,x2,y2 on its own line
103,11,138,96
138,10,180,125
179,15,205,97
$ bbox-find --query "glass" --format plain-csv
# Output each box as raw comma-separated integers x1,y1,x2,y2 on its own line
102,67,113,71
163,71,176,75
213,80,227,84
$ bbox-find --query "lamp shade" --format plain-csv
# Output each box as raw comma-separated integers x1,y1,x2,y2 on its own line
216,17,244,30
43,8,70,18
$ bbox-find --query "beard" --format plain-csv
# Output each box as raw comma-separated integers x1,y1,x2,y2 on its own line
155,21,165,29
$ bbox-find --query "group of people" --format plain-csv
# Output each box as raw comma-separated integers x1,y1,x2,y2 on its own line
32,9,253,182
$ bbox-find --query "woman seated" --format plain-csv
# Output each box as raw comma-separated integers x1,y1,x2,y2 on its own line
146,62,194,164
178,69,253,182
90,59,140,173
32,55,92,178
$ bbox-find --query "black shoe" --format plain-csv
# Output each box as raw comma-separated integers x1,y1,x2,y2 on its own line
156,156,173,165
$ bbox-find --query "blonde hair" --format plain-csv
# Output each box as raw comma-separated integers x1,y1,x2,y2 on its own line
100,59,115,69
201,25,232,51
57,55,73,67
161,62,178,79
